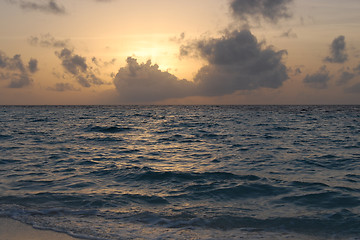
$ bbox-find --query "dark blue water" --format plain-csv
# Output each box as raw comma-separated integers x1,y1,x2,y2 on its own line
0,105,359,239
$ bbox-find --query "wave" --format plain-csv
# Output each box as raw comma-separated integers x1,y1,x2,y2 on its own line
0,134,12,140
0,193,110,209
298,155,358,170
28,118,52,123
2,205,359,239
123,194,169,204
178,183,290,200
1,105,360,239
109,167,262,183
85,125,133,133
278,191,360,209
0,159,21,164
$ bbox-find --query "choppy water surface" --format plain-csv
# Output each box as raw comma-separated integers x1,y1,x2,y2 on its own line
0,105,359,239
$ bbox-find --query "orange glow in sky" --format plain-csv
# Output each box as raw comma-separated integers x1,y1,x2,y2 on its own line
0,0,359,104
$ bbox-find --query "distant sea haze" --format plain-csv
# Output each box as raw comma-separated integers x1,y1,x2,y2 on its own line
0,105,359,239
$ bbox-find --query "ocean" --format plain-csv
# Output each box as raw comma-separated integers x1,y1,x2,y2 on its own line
0,105,359,239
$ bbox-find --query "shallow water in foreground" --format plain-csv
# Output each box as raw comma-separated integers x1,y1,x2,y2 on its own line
0,105,359,239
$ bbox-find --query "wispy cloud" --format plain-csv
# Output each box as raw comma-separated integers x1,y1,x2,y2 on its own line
337,71,355,86
303,66,331,89
47,82,79,92
7,0,67,15
7,0,113,15
28,34,70,48
280,29,297,38
344,83,360,94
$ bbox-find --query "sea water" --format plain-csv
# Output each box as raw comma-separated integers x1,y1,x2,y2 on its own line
0,105,359,239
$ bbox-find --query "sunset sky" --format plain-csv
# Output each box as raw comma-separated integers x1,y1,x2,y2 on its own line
0,0,359,105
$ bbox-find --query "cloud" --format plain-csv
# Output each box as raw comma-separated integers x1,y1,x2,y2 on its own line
337,71,355,86
354,64,360,74
293,66,302,76
55,48,105,88
170,32,186,44
230,0,293,23
280,29,297,38
324,35,348,64
113,57,194,103
0,50,36,88
0,53,25,72
92,57,116,67
303,65,331,89
56,48,87,75
28,58,38,73
48,82,79,92
112,0,292,103
8,0,67,15
113,29,289,103
28,34,70,48
7,74,33,88
183,29,289,96
7,0,115,15
344,83,360,94
77,74,104,88
295,68,302,75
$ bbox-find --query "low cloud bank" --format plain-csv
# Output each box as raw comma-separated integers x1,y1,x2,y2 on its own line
113,29,289,103
113,57,194,103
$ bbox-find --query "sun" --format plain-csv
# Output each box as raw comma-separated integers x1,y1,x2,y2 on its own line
110,34,204,81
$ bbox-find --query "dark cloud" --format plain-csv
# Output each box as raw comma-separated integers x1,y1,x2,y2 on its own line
230,0,293,23
28,58,38,73
184,29,289,96
56,48,87,75
294,67,302,75
337,71,355,86
7,73,33,88
113,57,194,103
113,29,289,103
0,53,25,72
286,66,302,76
0,50,36,88
18,0,66,15
77,74,104,88
303,66,331,89
48,83,79,92
55,48,105,88
324,35,348,64
28,34,70,48
92,57,99,66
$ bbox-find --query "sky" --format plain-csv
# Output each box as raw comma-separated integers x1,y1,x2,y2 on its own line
0,0,359,105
